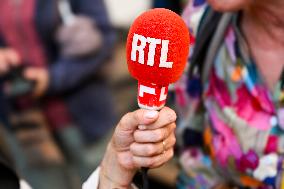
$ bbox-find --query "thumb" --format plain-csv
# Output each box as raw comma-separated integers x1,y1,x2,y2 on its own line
118,109,159,132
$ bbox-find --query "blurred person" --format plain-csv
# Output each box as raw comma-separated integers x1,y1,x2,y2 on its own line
0,107,177,189
0,0,116,145
175,0,284,188
0,0,116,188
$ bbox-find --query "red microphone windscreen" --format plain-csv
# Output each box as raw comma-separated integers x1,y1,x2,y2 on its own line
126,8,190,86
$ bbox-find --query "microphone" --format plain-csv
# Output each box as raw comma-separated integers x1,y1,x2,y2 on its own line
126,8,190,189
127,8,190,110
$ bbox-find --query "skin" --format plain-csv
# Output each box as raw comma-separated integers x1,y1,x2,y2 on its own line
99,107,176,188
208,0,284,91
23,67,48,97
207,0,253,11
241,1,284,91
0,48,48,97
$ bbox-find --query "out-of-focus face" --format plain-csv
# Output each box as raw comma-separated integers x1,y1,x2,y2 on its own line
207,0,253,11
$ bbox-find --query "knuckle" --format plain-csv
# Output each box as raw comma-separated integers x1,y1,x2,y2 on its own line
172,136,177,145
163,107,177,121
166,125,176,138
168,149,174,159
168,110,177,122
171,123,177,130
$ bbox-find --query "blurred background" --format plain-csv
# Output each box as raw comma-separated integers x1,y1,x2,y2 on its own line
0,0,186,188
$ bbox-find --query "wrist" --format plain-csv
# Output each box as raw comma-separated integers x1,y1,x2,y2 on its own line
99,143,136,188
99,169,133,189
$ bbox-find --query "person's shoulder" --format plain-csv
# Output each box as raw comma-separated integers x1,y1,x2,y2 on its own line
182,0,208,37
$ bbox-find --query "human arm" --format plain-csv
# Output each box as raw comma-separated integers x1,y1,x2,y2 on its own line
83,107,177,188
22,0,115,97
47,0,116,95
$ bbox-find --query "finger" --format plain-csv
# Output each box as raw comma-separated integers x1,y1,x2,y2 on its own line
23,68,38,80
134,123,176,143
130,133,176,157
5,49,20,66
138,107,177,130
133,148,174,169
118,109,159,131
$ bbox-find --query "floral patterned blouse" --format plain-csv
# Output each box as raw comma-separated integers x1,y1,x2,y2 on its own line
175,1,284,188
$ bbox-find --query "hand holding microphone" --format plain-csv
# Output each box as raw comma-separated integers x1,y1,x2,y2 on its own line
99,8,189,188
100,107,176,188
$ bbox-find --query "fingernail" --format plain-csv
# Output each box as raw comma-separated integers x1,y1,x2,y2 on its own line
145,111,158,119
138,125,147,130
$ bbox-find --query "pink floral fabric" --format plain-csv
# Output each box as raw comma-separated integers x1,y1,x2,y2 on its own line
176,0,284,188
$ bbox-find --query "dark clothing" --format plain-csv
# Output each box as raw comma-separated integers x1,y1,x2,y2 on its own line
153,0,183,14
0,157,19,189
0,128,20,189
0,0,116,142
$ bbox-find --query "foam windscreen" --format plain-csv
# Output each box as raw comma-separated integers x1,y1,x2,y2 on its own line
127,8,190,86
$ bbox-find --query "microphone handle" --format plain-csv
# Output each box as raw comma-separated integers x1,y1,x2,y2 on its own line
139,106,164,189
141,167,149,189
